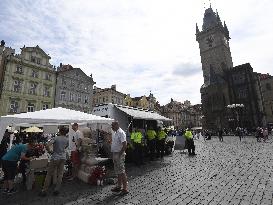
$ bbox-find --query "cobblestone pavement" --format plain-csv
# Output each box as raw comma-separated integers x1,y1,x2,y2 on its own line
2,135,273,205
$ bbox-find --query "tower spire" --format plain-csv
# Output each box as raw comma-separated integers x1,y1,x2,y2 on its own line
196,23,200,34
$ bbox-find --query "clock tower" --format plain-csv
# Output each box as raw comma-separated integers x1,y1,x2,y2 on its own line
196,6,233,86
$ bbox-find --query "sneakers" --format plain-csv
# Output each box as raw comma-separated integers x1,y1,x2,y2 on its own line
111,186,121,192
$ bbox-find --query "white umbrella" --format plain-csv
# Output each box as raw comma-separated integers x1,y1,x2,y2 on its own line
22,126,43,133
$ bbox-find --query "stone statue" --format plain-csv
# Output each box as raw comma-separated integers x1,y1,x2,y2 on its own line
77,127,99,183
1,40,5,47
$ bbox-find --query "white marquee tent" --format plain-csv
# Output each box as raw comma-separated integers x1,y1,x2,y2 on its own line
0,107,114,142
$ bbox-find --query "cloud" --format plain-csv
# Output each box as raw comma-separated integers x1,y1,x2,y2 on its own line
173,63,201,77
0,0,272,105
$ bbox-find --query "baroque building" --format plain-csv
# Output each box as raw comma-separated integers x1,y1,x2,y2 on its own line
55,64,95,113
161,99,202,129
125,92,157,111
0,41,56,116
196,6,266,130
92,84,126,107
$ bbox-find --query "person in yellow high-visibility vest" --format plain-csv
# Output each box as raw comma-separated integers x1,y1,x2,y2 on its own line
184,128,196,156
131,128,144,165
146,127,157,161
156,127,167,159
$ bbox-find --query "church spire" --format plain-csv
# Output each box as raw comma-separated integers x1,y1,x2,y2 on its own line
224,21,230,38
196,23,200,34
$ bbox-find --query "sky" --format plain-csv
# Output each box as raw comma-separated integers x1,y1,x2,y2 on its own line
1,0,273,105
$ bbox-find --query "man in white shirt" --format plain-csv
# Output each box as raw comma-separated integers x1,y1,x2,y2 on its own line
69,123,83,180
110,121,129,195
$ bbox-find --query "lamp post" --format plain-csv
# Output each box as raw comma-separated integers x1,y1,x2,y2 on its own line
227,104,244,130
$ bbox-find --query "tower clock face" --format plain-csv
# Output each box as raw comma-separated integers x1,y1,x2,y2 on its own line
206,35,214,48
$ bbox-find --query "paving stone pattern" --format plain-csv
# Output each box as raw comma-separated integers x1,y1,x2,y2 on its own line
2,135,273,205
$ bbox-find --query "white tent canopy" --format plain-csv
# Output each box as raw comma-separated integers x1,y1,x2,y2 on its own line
115,105,171,121
0,107,114,141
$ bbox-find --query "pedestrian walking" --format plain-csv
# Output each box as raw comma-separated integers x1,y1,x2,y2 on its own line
110,121,129,195
236,127,243,142
263,128,268,142
39,126,69,196
218,129,223,142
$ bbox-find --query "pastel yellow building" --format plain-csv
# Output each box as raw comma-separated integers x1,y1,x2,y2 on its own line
125,93,156,110
0,42,56,116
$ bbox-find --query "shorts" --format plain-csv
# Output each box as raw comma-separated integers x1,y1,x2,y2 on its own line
71,151,80,165
2,160,18,180
112,152,126,175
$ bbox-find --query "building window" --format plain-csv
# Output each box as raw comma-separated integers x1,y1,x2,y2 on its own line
27,103,35,112
42,104,49,110
44,87,50,97
37,58,41,64
31,56,36,63
266,83,272,91
13,80,21,93
78,94,81,103
84,96,88,104
70,93,74,102
45,73,51,81
62,78,66,85
10,100,19,113
15,66,23,74
60,91,66,101
31,70,38,78
29,83,37,95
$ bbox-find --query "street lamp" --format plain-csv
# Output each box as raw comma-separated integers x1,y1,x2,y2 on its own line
227,104,244,129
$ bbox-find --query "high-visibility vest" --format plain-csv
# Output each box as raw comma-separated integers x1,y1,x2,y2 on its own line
184,131,193,140
130,132,136,140
146,130,156,140
131,131,142,143
157,130,166,140
133,132,143,144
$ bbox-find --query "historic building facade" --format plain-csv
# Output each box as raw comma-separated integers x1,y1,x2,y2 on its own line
55,64,95,113
0,41,56,116
196,7,266,130
259,73,273,127
161,99,202,129
92,84,126,107
124,93,157,111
